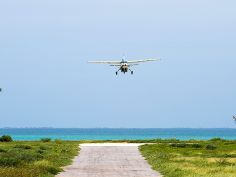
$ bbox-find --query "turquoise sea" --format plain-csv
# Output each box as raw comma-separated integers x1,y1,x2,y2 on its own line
0,128,236,141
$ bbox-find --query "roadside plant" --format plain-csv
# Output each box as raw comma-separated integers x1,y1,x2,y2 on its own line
0,135,13,142
206,144,217,150
40,138,51,142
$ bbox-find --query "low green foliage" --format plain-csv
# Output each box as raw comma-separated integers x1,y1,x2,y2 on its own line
0,135,13,142
170,143,203,148
191,143,203,148
205,144,217,150
40,138,51,142
0,157,21,167
216,158,231,166
0,148,7,152
0,141,79,177
140,140,236,177
14,144,32,149
210,137,226,142
55,139,63,144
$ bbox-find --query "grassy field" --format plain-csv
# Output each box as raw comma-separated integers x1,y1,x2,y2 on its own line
1,138,236,177
0,140,79,177
140,139,236,177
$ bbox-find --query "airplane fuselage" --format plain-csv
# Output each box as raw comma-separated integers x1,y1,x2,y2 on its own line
115,60,133,75
120,61,129,73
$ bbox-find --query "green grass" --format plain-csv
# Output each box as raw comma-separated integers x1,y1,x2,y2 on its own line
0,141,79,177
1,138,236,177
140,139,236,177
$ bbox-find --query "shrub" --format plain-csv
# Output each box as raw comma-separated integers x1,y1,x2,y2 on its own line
206,144,217,150
222,153,236,158
216,158,231,166
210,138,225,142
14,145,32,150
55,139,63,144
33,160,50,168
156,152,172,159
0,148,7,153
17,152,41,163
0,157,21,167
0,167,41,177
0,135,13,142
168,138,180,142
46,166,61,174
170,143,203,149
170,143,187,148
34,160,61,175
37,149,44,154
164,138,180,143
40,138,51,142
39,145,49,150
190,143,203,148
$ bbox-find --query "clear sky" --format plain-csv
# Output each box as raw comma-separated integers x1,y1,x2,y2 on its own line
0,0,235,128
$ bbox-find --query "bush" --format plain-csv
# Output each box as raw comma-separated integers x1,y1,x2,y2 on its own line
222,153,236,158
170,143,187,148
216,158,231,166
46,166,61,174
55,139,63,144
39,145,49,150
0,135,13,142
210,138,225,142
0,148,7,153
170,143,203,149
14,145,32,150
156,152,172,159
206,144,217,150
37,149,44,154
167,138,180,142
34,160,61,175
40,138,51,142
0,167,41,177
0,157,21,167
190,143,203,148
17,152,42,163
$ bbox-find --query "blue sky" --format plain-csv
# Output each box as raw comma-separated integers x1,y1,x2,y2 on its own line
0,0,235,128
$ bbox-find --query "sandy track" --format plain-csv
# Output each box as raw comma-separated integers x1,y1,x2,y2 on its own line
56,143,161,177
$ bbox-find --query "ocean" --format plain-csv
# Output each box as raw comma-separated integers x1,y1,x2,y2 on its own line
0,128,236,141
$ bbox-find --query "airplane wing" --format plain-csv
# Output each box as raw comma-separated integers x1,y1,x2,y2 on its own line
88,61,121,64
127,59,160,64
128,63,139,66
110,64,122,66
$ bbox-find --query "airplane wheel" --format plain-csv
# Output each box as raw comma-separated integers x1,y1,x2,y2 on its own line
131,71,133,75
116,72,118,75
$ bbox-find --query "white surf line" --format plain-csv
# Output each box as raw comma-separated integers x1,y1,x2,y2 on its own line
56,143,162,177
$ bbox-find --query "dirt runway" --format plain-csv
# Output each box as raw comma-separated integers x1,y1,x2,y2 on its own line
56,143,161,177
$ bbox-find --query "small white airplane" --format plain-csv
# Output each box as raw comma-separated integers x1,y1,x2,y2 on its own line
233,115,236,123
88,57,160,75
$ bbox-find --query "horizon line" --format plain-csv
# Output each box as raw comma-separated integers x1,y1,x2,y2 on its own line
1,127,236,129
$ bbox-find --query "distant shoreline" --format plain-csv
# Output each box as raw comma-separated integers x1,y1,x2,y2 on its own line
1,128,236,141
1,127,236,129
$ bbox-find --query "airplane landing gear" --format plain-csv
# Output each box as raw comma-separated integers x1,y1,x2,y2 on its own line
129,69,134,75
116,68,121,75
